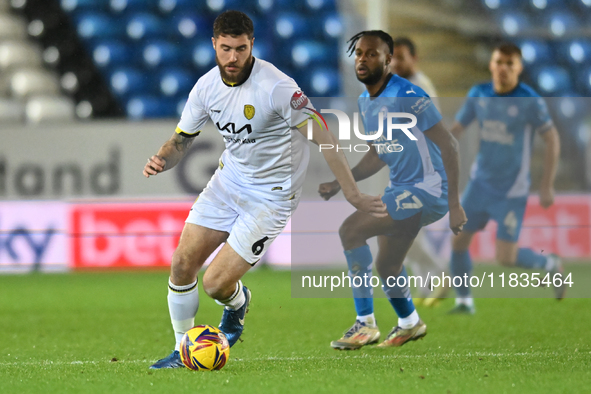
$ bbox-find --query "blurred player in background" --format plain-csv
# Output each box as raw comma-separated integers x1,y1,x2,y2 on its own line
390,36,449,305
390,36,439,109
319,30,466,350
448,42,563,314
143,11,387,369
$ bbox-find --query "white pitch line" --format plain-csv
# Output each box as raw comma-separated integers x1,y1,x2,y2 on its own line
0,351,569,367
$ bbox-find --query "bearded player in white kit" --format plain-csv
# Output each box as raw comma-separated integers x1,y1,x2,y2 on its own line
143,10,387,368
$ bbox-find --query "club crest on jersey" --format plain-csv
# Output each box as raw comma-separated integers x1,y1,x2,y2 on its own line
244,104,255,120
290,90,309,110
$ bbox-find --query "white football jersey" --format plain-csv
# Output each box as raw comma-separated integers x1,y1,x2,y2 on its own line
176,58,312,201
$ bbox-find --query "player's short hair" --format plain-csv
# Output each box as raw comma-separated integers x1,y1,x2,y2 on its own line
213,10,254,39
493,42,522,58
393,36,416,57
347,30,394,56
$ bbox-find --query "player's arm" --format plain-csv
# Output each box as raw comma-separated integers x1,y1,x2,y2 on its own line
299,122,388,217
318,145,385,200
144,83,207,178
539,126,560,208
451,86,477,139
449,121,466,140
143,132,195,178
423,120,467,234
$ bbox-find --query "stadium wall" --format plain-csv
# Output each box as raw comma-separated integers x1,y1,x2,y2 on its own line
1,121,589,272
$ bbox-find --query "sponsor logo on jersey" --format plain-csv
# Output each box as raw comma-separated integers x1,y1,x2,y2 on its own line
290,90,309,110
223,136,256,144
216,121,253,134
481,120,514,145
411,97,432,115
244,104,255,120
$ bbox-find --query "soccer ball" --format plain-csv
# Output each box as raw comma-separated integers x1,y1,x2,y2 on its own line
180,325,230,371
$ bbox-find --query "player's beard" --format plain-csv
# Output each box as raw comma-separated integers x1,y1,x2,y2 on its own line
356,65,385,86
216,52,253,85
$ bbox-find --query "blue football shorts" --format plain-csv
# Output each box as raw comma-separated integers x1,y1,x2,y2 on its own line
461,180,527,242
382,185,449,228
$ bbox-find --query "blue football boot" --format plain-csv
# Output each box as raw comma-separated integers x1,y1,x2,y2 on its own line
149,350,185,369
219,285,251,347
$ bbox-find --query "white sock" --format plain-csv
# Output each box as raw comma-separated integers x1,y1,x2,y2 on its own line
357,313,377,327
455,297,474,307
215,280,245,310
168,278,199,351
398,310,420,329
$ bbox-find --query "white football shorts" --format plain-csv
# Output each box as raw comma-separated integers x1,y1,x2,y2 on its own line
186,170,299,265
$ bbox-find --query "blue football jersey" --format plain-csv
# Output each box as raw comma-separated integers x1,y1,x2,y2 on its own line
455,82,553,198
359,74,446,197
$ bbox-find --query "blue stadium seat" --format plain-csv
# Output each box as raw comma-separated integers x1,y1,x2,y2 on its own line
544,12,580,37
518,39,553,67
558,40,591,67
109,67,151,97
158,0,203,14
274,13,312,41
126,96,177,119
570,0,591,13
497,12,531,36
290,40,331,68
74,13,122,40
169,13,210,40
306,68,340,96
92,41,133,68
108,0,158,14
61,0,108,13
158,68,194,97
319,13,344,40
66,0,344,115
142,40,182,68
253,0,274,14
303,0,337,12
576,67,591,95
533,66,572,95
190,40,216,71
252,39,272,61
528,0,562,11
482,0,527,11
205,0,242,13
275,0,305,11
125,13,166,41
250,15,273,39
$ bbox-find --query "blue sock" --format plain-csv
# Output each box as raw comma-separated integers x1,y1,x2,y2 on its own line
345,245,374,317
516,248,547,269
450,250,472,297
382,266,415,319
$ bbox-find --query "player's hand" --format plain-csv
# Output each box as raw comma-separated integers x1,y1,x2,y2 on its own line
449,205,467,235
143,155,166,178
318,180,341,200
348,193,389,218
539,187,555,208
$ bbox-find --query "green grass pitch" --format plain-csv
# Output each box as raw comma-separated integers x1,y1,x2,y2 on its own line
1,265,590,393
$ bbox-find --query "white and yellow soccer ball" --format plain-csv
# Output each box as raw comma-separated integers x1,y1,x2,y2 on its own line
180,325,230,371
